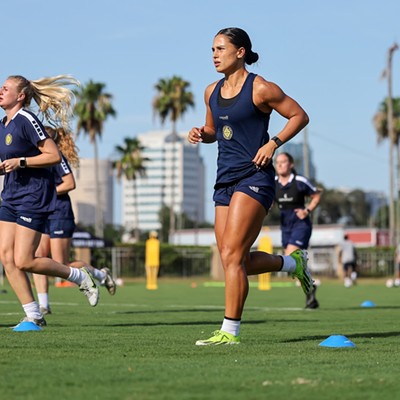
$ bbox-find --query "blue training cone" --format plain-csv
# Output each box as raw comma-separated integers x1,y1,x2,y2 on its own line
361,300,376,308
13,321,42,332
319,335,356,348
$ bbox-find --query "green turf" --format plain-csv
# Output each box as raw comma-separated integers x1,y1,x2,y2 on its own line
0,278,399,400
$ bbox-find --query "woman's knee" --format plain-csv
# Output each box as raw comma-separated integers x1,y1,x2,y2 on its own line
219,243,243,268
14,254,34,272
0,245,14,263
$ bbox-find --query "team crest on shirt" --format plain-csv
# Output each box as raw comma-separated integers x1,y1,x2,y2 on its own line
5,133,12,145
222,125,233,140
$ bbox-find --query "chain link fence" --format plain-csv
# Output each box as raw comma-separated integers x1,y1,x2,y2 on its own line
87,245,396,279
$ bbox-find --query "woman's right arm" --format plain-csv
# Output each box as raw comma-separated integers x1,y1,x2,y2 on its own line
0,138,61,173
188,83,217,144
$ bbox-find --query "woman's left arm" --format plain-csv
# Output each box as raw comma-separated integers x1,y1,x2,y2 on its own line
296,191,322,220
252,78,309,166
306,191,322,214
257,79,309,143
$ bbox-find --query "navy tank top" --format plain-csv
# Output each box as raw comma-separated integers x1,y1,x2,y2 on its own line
209,73,272,186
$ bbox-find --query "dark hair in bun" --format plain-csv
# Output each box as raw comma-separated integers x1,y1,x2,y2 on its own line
216,27,259,65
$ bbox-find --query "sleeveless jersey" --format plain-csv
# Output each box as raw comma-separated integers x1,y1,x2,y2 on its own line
209,73,272,186
0,108,56,213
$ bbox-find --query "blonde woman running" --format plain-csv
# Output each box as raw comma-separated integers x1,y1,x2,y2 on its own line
0,75,99,329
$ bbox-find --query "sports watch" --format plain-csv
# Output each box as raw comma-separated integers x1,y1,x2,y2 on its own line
271,136,284,148
19,157,27,168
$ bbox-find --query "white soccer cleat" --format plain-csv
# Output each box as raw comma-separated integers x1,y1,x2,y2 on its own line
344,277,353,288
386,279,394,288
101,267,117,295
79,267,99,306
14,316,47,328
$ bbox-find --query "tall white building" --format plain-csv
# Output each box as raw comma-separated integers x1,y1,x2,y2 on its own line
121,130,205,233
69,158,114,227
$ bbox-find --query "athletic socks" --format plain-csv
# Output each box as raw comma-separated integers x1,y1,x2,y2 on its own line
37,293,49,310
280,255,296,273
90,268,106,283
23,301,42,320
221,317,241,337
68,266,105,284
67,267,86,285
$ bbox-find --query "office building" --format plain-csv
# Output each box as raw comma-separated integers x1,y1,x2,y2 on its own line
121,130,205,233
69,158,114,227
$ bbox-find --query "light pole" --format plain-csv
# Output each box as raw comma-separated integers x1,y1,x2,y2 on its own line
386,42,398,246
302,126,310,178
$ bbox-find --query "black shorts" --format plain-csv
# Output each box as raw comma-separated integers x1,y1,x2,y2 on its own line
343,262,356,271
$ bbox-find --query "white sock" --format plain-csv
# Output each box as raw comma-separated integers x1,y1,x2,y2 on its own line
90,268,106,283
67,267,85,284
23,301,42,320
221,317,241,337
37,293,49,309
280,255,296,273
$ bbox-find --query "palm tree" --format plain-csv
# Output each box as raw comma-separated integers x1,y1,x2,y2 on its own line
374,43,399,245
113,137,148,242
74,80,116,238
152,76,195,242
373,98,400,143
373,97,400,244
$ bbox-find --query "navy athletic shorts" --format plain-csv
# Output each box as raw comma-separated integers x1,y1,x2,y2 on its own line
281,222,312,249
45,218,76,238
0,206,49,233
213,169,275,212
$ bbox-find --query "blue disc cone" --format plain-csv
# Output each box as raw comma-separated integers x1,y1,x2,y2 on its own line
361,300,376,308
319,335,355,348
13,321,42,332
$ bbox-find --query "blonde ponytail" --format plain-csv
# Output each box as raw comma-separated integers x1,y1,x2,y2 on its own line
10,74,80,129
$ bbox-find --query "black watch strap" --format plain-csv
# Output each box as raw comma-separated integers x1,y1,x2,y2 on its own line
271,136,284,148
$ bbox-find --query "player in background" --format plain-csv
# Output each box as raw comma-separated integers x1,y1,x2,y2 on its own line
274,152,322,308
339,234,358,287
33,126,116,315
0,74,99,329
188,27,313,345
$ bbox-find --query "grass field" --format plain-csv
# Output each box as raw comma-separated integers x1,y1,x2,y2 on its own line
0,276,399,400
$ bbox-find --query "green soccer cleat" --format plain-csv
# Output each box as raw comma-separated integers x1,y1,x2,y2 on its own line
290,249,313,295
195,330,241,346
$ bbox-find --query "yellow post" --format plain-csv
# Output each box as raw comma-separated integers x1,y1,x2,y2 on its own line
145,231,160,290
258,235,273,291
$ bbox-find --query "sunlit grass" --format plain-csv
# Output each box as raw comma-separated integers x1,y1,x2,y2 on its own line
0,277,399,400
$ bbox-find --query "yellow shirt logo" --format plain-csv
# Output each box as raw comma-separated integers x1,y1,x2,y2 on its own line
5,133,12,146
222,125,233,140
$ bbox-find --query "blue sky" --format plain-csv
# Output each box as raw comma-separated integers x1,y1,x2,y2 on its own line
3,0,400,223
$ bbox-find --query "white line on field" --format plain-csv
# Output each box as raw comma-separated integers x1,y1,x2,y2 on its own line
0,300,303,312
